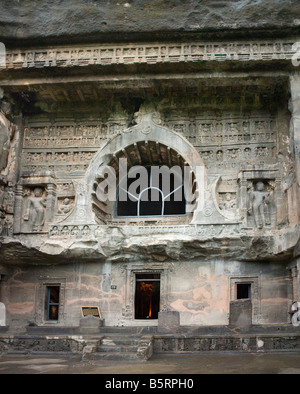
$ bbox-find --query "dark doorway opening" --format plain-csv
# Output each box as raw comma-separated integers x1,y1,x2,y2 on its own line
135,274,160,319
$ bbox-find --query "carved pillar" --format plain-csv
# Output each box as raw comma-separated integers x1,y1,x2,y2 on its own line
13,185,23,234
45,183,57,225
275,177,284,226
0,89,22,182
291,266,299,302
289,75,300,209
289,76,300,285
0,89,23,238
238,176,248,227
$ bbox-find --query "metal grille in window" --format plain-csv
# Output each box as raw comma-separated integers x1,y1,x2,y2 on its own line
116,166,186,217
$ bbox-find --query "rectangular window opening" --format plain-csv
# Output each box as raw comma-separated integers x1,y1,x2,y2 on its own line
46,285,60,321
236,283,251,300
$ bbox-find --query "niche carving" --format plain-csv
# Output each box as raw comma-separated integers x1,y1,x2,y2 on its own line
238,169,282,229
14,174,57,234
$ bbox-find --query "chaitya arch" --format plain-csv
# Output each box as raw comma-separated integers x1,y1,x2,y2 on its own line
73,107,207,225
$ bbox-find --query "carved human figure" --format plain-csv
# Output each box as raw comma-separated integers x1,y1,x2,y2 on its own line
216,150,223,161
58,198,74,215
23,187,47,232
220,193,236,210
5,186,14,213
248,181,271,229
50,226,59,237
0,99,15,172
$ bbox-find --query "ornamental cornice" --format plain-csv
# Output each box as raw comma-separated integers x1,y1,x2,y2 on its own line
3,39,298,69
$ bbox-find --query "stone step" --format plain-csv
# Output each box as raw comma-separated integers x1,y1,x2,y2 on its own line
87,352,140,361
103,339,140,346
98,345,138,353
92,335,142,358
101,336,141,345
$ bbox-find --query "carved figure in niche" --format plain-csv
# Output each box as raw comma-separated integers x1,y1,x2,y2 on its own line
82,225,90,237
219,193,236,210
23,187,47,232
50,226,59,237
0,184,13,214
216,150,223,161
248,181,272,229
0,98,16,172
58,198,74,215
70,226,80,237
61,226,69,236
2,216,13,236
244,148,251,160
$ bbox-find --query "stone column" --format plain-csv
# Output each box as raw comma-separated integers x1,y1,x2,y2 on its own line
289,75,300,208
291,266,299,302
289,75,300,304
13,184,23,234
238,176,248,227
45,183,57,225
0,89,23,238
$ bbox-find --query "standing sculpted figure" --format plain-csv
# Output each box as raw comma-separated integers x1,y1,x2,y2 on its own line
23,187,47,232
248,181,271,229
0,95,15,172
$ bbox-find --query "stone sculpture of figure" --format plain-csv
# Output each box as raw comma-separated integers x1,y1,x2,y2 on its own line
220,193,236,210
58,198,73,215
23,187,47,232
248,181,271,229
0,99,15,172
50,226,59,237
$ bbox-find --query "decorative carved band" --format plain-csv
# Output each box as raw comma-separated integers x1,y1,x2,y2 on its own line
5,40,296,69
48,223,242,239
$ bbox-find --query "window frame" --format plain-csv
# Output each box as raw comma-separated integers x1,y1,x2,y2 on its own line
236,283,251,300
35,278,66,326
46,285,60,322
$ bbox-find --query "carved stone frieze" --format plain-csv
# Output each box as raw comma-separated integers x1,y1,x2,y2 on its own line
0,178,14,237
5,40,297,70
48,223,243,240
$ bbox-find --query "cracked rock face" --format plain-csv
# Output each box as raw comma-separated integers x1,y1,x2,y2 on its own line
0,224,298,265
1,0,300,45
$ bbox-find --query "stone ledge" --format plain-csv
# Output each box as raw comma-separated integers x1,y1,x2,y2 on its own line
1,331,300,357
4,39,298,71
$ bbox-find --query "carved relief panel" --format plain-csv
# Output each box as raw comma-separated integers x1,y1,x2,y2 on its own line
55,181,75,220
238,169,282,229
19,89,291,232
13,174,57,234
0,178,14,237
